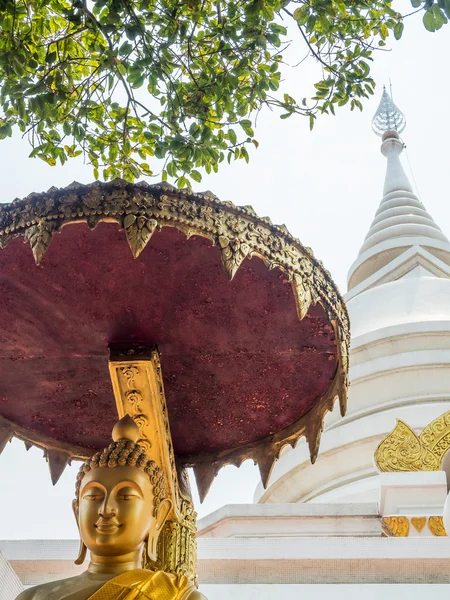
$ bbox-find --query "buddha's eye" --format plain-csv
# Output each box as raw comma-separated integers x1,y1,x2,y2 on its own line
118,494,139,501
83,493,103,501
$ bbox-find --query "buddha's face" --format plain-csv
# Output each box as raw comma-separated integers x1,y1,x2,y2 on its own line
77,465,160,557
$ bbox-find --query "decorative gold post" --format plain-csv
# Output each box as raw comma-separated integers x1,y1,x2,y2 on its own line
108,346,197,582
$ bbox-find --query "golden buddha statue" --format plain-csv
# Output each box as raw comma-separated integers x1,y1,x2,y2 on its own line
17,416,206,600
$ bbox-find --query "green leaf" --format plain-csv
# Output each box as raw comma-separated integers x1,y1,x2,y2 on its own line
0,0,440,183
228,129,237,145
177,175,189,189
394,22,404,40
46,51,57,64
423,9,434,30
293,7,303,21
119,42,133,56
444,0,450,18
190,169,202,183
432,4,448,27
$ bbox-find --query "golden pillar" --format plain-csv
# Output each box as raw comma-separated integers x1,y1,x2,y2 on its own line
109,345,197,581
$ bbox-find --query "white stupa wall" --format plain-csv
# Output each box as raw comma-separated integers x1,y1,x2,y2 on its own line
256,126,450,505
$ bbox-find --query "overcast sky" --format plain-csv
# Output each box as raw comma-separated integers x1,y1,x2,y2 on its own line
1,0,449,540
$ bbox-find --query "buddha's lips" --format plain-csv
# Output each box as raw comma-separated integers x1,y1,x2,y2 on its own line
95,520,122,532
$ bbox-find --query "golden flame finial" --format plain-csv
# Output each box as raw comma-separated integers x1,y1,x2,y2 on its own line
112,414,140,443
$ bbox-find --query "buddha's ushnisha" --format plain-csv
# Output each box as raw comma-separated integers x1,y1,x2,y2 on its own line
17,416,206,600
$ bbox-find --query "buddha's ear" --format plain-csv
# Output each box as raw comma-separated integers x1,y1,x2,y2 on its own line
72,499,79,526
72,499,87,565
155,498,172,531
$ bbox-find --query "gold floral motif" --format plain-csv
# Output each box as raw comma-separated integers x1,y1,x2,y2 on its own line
24,220,57,265
382,516,447,537
217,235,250,280
374,420,439,472
292,274,318,321
382,516,410,537
411,517,426,533
133,414,152,450
120,365,139,388
374,411,450,473
124,214,158,258
125,389,144,414
428,516,447,536
420,412,450,459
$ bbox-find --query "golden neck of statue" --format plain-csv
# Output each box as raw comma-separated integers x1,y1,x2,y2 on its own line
88,552,142,575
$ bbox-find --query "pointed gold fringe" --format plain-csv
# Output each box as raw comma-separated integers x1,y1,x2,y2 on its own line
45,449,71,485
193,463,217,503
124,215,158,259
254,447,279,489
217,235,250,280
291,275,312,320
0,426,13,455
24,220,56,265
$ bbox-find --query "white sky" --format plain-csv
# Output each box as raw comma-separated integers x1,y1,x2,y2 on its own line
1,0,450,540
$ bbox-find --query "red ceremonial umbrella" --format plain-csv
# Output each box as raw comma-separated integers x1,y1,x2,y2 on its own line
0,179,349,497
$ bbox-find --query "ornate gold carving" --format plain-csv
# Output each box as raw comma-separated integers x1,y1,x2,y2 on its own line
24,220,57,265
374,420,440,472
124,214,158,258
380,516,448,537
109,346,197,582
382,516,410,537
411,517,426,533
374,411,450,473
218,234,250,280
292,274,318,321
420,411,450,461
0,180,350,481
428,516,447,536
383,516,447,537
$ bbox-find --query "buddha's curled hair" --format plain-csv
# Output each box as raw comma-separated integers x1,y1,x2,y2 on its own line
74,439,166,516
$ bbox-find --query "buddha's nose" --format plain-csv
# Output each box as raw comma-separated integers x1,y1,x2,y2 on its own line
99,506,117,518
100,495,117,518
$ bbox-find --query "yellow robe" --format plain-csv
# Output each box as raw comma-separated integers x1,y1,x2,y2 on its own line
88,569,194,600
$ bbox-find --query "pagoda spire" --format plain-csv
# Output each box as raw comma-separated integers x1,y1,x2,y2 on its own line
347,88,450,292
371,85,406,137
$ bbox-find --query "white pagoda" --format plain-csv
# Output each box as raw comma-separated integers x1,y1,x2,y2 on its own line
257,88,450,506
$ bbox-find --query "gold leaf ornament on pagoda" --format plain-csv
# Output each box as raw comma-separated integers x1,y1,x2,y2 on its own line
373,417,450,473
375,412,450,538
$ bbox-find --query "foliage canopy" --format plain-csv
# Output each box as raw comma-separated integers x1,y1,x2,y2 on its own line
0,0,445,185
